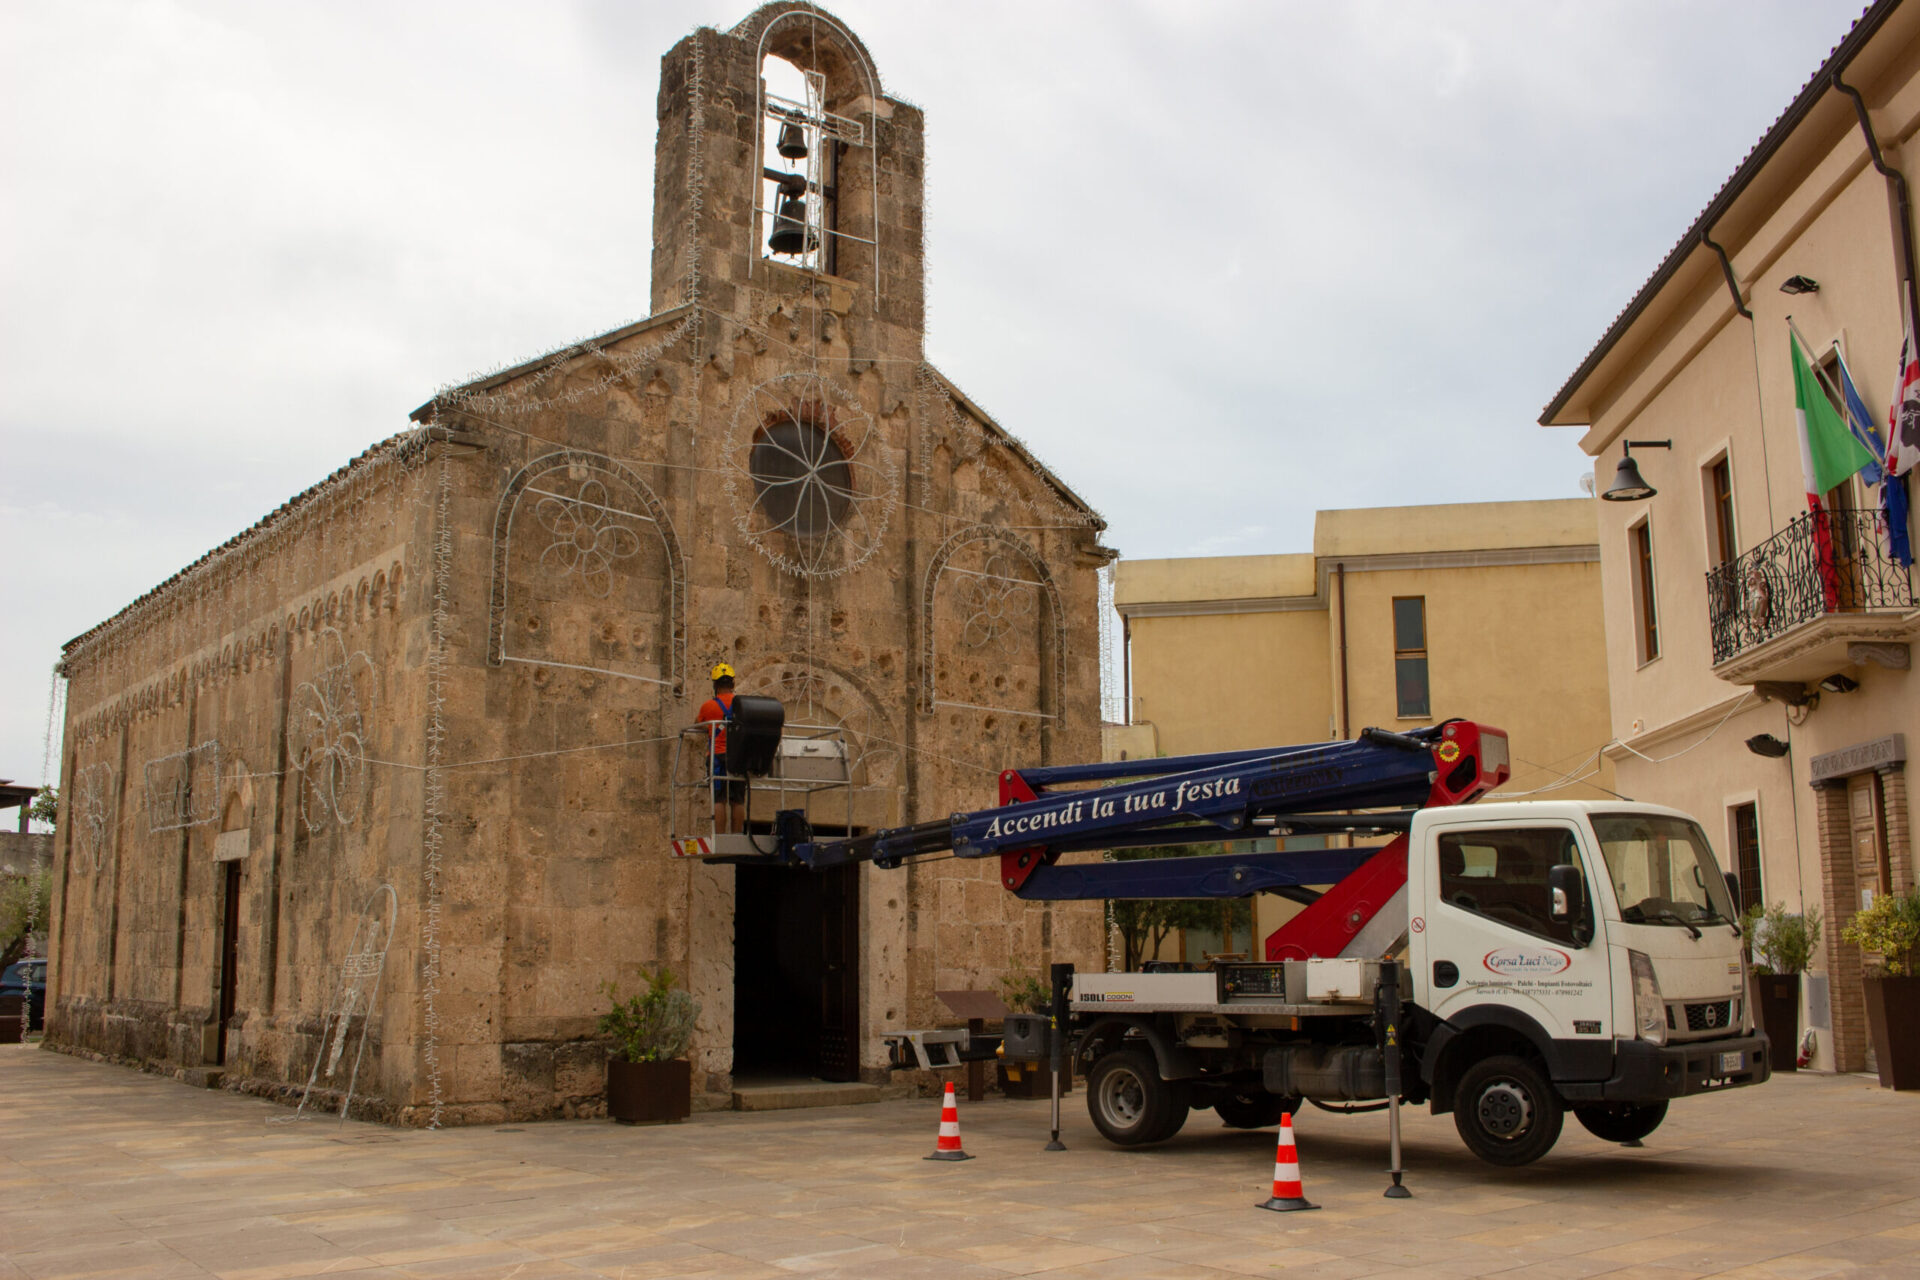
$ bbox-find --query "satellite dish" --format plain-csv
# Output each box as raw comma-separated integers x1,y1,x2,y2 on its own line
1578,473,1596,496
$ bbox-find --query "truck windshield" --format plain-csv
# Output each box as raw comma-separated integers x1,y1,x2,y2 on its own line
1591,815,1736,928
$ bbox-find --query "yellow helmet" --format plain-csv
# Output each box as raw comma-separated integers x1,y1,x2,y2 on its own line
710,662,736,681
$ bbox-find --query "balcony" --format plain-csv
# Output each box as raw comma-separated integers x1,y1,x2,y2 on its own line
1706,509,1919,684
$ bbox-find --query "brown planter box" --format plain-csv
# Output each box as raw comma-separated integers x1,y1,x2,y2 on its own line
0,995,21,1044
997,1061,1072,1098
1863,973,1920,1092
1751,973,1801,1072
607,1058,691,1124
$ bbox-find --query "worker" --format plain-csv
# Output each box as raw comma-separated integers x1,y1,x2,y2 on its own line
696,663,747,834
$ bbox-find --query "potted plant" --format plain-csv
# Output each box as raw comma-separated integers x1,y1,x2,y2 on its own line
599,968,699,1124
1744,902,1820,1073
995,971,1069,1098
1841,887,1920,1091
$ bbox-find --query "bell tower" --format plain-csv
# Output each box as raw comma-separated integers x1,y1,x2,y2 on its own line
649,4,925,340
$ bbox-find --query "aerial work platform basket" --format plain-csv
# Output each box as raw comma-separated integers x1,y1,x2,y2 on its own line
667,697,855,859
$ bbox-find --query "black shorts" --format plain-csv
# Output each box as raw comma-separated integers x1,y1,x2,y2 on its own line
711,776,747,803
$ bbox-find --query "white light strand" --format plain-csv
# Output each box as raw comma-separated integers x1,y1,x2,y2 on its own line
418,453,453,1129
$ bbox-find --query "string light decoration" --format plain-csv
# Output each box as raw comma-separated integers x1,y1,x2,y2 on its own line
73,764,115,875
533,478,644,599
955,552,1037,650
490,450,685,693
143,741,222,833
291,628,376,832
725,370,897,578
293,883,396,1124
915,365,1102,531
921,525,1066,718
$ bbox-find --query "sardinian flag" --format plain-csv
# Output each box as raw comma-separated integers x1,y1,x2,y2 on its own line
1891,295,1920,478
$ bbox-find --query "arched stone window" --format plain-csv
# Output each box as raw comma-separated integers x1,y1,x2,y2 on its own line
490,451,686,695
748,9,881,294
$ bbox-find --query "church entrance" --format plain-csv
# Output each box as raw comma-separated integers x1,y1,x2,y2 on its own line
733,855,860,1082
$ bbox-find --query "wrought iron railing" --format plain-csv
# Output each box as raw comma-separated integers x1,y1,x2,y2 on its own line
1706,509,1916,664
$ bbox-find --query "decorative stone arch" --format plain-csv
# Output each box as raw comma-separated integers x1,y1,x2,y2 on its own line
490,449,686,696
741,657,899,789
920,525,1065,719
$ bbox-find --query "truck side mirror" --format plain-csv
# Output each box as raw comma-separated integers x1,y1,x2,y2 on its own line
1548,864,1584,921
1724,872,1741,910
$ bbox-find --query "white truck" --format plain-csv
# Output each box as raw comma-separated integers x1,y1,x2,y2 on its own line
1065,800,1767,1166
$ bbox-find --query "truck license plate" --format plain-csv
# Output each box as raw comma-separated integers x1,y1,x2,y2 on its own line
1716,1051,1744,1074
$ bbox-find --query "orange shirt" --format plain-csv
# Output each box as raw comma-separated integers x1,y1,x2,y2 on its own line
696,691,734,758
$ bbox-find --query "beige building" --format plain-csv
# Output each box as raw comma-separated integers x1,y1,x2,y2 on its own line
1114,499,1615,956
45,4,1112,1123
1541,0,1918,1073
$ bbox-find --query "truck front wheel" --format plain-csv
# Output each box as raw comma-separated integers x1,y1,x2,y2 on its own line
1087,1049,1188,1146
1453,1055,1564,1167
1575,1101,1667,1144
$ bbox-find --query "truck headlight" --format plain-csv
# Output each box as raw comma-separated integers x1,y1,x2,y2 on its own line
1629,949,1666,1047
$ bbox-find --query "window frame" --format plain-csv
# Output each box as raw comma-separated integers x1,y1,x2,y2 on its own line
1434,823,1596,948
1629,516,1660,665
1392,595,1431,721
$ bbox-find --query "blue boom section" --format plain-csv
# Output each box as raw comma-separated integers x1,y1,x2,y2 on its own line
785,728,1447,894
1010,847,1378,901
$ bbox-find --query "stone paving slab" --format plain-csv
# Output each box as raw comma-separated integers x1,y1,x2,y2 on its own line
3,1045,1918,1279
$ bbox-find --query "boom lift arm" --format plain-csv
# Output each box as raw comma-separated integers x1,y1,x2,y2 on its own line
718,720,1509,959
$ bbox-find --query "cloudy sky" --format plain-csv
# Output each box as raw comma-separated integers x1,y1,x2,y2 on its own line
0,0,1870,789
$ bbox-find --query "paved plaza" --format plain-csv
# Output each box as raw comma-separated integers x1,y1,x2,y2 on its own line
2,1045,1917,1280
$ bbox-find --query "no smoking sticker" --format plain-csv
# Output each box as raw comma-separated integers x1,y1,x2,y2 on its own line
1411,916,1425,934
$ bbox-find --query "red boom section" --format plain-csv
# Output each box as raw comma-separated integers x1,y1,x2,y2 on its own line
1264,721,1510,961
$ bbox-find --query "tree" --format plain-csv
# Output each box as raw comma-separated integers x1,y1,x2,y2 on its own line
28,786,57,830
1106,841,1255,970
1,867,51,970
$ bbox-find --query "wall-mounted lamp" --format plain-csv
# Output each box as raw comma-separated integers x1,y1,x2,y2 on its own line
1745,733,1791,758
1817,672,1859,694
1780,275,1821,295
1600,439,1672,502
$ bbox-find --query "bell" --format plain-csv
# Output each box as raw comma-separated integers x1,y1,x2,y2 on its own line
768,196,815,255
776,119,808,160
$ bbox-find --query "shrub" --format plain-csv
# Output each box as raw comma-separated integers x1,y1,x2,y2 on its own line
997,970,1051,1015
1743,901,1820,975
599,968,699,1063
1842,887,1920,978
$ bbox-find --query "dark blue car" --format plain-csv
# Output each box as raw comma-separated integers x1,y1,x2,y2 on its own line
1,959,46,1032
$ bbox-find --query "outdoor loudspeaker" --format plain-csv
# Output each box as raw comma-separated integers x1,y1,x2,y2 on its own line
725,695,785,776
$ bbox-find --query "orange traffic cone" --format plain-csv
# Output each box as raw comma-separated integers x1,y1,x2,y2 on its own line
924,1081,974,1161
1257,1110,1319,1211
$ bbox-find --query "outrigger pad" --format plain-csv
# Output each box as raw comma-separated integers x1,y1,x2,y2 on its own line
725,696,785,776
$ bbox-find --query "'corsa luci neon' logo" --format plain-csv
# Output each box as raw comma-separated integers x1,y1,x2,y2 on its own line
1483,947,1571,977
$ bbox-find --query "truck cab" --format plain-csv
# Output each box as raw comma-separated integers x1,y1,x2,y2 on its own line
1407,800,1767,1162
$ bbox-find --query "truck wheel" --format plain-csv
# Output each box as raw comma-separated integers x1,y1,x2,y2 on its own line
1453,1055,1563,1167
1575,1101,1667,1144
1087,1049,1184,1146
1212,1089,1296,1129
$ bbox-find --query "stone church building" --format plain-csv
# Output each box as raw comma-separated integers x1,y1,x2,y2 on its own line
47,5,1113,1124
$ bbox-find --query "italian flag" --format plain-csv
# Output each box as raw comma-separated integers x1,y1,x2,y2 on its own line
1792,332,1877,500
1792,332,1877,609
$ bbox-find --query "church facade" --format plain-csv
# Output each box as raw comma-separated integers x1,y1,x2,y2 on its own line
46,4,1113,1123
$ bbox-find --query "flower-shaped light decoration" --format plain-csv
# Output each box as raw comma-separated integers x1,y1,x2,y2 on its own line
955,552,1038,649
534,478,643,599
74,763,114,874
292,628,377,832
726,372,896,579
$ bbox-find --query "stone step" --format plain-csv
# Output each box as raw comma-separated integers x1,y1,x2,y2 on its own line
731,1079,883,1112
